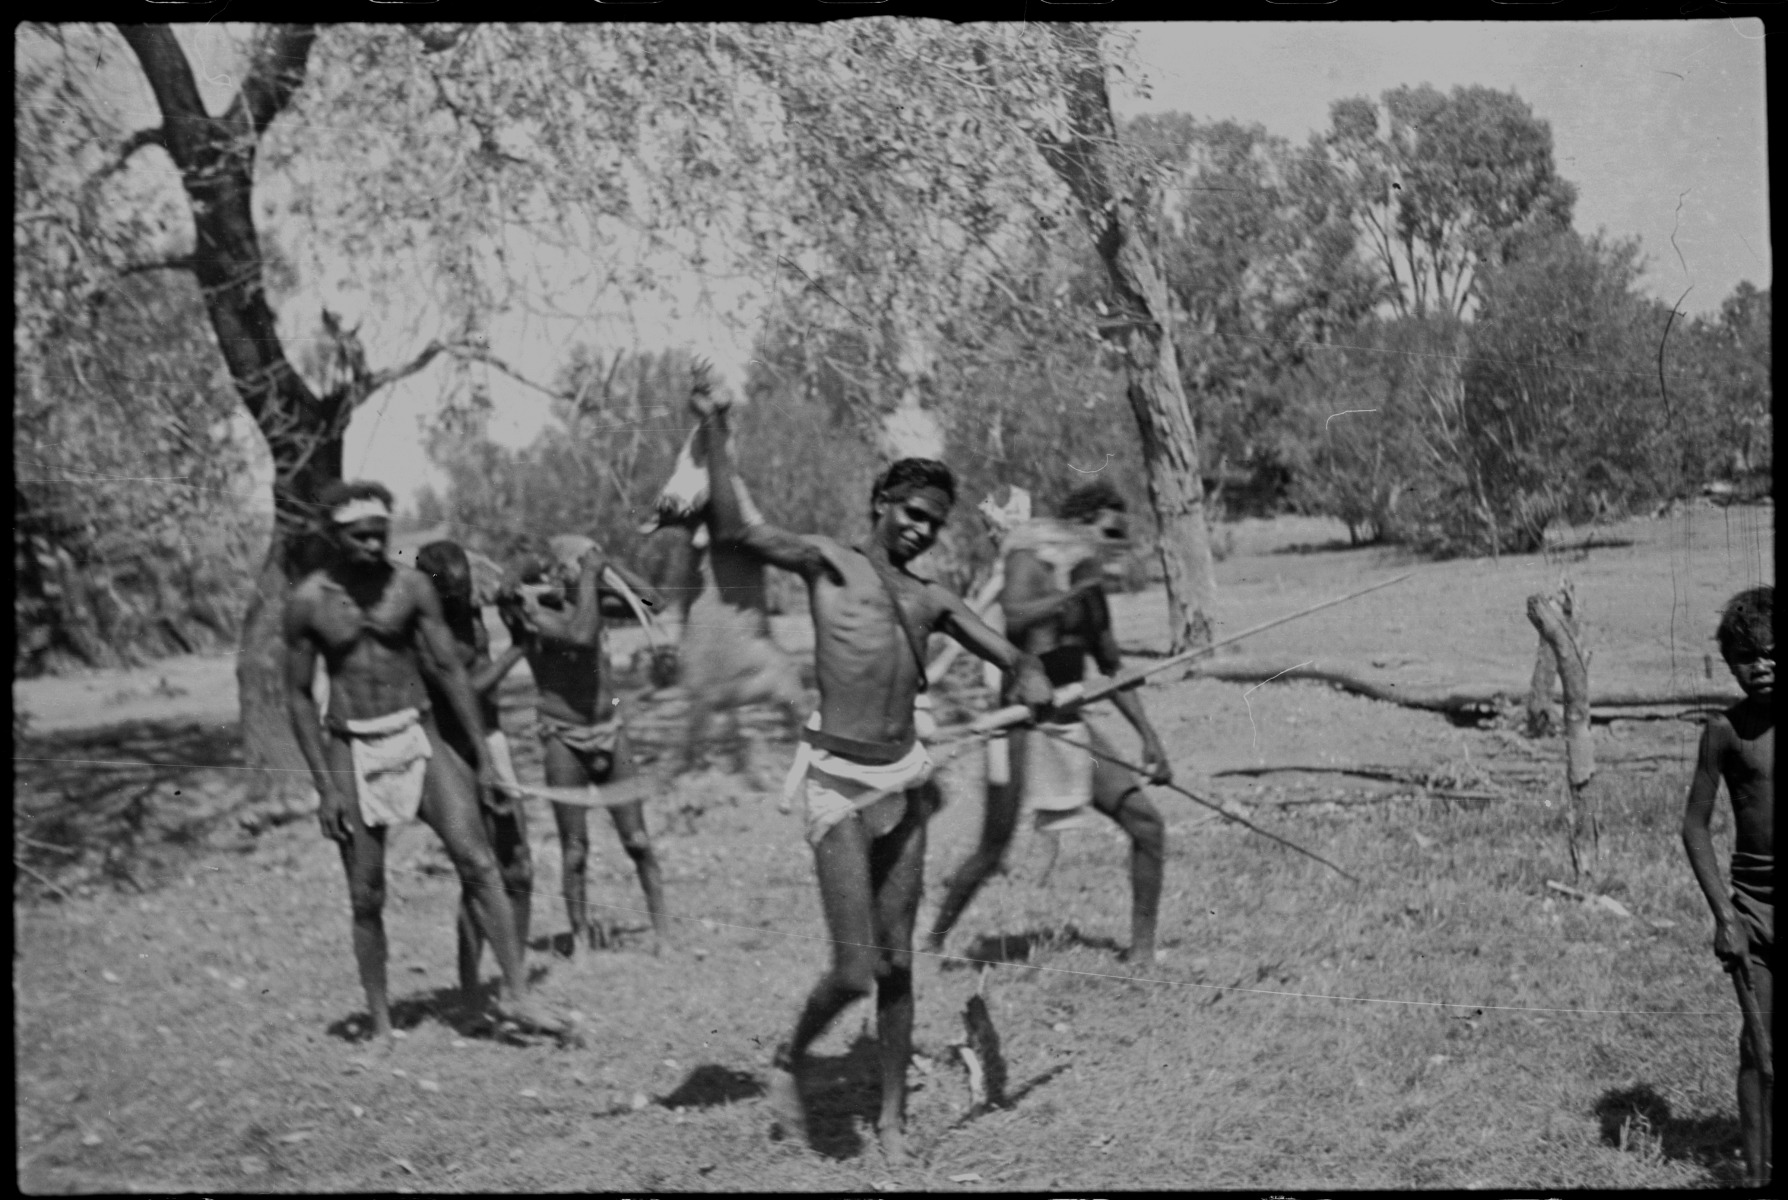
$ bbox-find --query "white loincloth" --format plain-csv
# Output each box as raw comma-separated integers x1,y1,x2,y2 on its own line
783,712,935,846
988,720,1100,833
336,707,433,828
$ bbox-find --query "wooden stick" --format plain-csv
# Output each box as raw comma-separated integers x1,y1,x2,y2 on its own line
1035,726,1363,885
969,571,1416,734
493,778,659,810
1529,591,1599,881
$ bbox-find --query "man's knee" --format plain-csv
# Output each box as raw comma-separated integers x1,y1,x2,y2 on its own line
1118,792,1165,845
348,879,386,922
621,830,655,862
829,961,878,999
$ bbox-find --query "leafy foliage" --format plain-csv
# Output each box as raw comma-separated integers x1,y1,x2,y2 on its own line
15,31,263,674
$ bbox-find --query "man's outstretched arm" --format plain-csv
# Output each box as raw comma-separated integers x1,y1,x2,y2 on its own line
935,587,1053,713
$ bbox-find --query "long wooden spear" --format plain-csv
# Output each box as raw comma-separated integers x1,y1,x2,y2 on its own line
840,571,1417,813
1033,726,1362,885
963,570,1415,735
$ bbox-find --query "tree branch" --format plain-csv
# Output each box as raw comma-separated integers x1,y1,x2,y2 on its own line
86,126,166,191
356,340,449,404
224,24,319,138
120,256,199,276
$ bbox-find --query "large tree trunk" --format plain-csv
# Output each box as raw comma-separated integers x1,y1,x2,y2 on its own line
118,26,444,820
1038,24,1217,652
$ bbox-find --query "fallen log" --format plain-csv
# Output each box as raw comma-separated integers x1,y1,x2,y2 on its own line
1181,656,1742,716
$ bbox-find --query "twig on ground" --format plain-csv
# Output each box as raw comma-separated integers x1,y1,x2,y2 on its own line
15,857,76,901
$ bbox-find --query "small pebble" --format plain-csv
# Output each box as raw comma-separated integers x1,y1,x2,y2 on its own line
418,1080,441,1093
227,976,248,991
1052,1022,1071,1033
390,1068,408,1078
80,1132,103,1147
350,1105,366,1118
518,1088,539,1099
630,1092,649,1110
450,1039,469,1049
102,971,120,984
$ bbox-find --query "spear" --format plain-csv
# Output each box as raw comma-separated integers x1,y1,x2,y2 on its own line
1033,726,1362,885
839,571,1416,814
964,570,1415,735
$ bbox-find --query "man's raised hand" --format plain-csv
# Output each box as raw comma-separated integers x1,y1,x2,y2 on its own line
689,356,731,417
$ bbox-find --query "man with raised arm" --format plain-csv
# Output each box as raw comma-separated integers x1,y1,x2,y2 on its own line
1681,585,1774,1187
413,540,535,1007
928,480,1172,967
697,366,1054,1163
511,535,671,955
284,482,578,1046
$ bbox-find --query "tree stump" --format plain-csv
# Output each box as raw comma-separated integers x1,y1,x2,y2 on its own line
1526,589,1598,881
1525,579,1577,738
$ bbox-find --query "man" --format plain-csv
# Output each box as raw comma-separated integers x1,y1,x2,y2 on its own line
511,535,671,955
700,369,1053,1163
927,480,1172,967
1681,585,1773,1187
413,540,535,1007
284,482,576,1045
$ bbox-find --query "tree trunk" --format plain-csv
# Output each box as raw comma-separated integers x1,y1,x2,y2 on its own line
1038,24,1216,652
1527,592,1598,882
117,26,345,817
1524,579,1577,737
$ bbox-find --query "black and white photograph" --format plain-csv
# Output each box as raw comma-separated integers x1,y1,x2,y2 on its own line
14,13,1773,1192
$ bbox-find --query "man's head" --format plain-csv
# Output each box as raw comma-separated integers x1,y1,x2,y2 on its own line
1058,480,1130,545
415,540,473,608
870,458,956,565
1716,586,1774,699
316,480,395,567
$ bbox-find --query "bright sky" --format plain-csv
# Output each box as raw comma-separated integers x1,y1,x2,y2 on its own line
232,19,1768,513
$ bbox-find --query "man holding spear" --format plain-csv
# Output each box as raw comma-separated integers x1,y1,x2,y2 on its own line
928,480,1172,966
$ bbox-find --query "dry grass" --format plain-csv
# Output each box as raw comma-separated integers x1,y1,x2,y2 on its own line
14,504,1770,1191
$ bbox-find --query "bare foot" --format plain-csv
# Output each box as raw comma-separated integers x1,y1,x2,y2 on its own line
877,1123,909,1165
765,1066,808,1146
492,998,586,1049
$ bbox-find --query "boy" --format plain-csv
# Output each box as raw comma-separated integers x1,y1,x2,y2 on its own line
1681,584,1773,1187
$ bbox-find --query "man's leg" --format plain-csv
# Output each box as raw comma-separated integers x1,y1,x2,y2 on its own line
542,738,599,951
458,803,533,1003
419,730,571,1038
1735,949,1773,1185
605,717,669,950
769,812,880,1146
867,786,932,1163
1089,726,1165,966
927,739,1022,953
330,739,394,1041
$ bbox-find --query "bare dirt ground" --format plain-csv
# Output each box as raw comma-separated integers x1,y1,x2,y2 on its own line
14,503,1773,1191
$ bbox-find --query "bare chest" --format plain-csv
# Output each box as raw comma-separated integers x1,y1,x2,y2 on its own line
310,578,414,652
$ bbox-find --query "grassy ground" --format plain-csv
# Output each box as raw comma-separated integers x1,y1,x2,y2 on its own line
14,502,1772,1191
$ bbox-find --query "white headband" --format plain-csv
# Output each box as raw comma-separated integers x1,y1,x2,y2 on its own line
330,497,392,525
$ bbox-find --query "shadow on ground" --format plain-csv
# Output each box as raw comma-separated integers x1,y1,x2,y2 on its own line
780,1034,884,1160
659,1064,766,1110
942,925,1125,971
1592,1083,1746,1183
14,719,261,897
